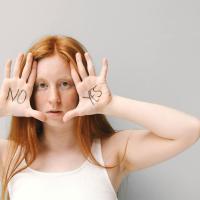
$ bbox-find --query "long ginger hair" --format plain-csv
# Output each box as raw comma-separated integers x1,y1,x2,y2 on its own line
1,35,128,200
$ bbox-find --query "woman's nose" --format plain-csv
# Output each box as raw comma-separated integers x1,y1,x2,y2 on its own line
48,87,61,104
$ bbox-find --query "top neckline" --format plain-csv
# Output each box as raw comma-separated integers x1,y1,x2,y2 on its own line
25,139,98,176
26,159,89,176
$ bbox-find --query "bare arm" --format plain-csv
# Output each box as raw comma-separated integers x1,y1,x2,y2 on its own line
100,95,200,173
0,52,47,177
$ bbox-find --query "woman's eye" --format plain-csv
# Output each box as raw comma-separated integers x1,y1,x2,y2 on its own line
36,83,47,89
34,81,70,90
60,81,69,89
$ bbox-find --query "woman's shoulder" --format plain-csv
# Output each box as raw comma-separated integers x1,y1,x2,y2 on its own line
0,138,9,161
101,130,130,149
101,130,130,163
100,130,132,181
0,138,9,178
0,139,20,170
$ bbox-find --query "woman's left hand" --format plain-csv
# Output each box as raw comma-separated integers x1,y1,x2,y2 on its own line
63,52,112,122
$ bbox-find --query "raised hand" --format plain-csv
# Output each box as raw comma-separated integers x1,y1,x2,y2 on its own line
63,52,112,122
0,53,46,122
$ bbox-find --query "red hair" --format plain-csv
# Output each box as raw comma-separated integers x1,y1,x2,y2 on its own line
1,35,128,200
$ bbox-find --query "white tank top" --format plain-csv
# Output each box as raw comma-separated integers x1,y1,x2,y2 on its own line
7,138,118,200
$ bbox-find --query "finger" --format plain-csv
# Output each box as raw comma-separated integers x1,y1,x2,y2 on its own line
13,53,24,78
5,59,12,78
70,61,81,87
99,58,108,81
76,52,88,80
84,52,96,76
27,108,47,122
27,61,37,87
21,53,33,82
63,109,79,122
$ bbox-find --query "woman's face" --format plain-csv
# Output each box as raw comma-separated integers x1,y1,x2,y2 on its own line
33,54,78,125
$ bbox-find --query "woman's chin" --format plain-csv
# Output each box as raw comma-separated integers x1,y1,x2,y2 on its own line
45,117,74,127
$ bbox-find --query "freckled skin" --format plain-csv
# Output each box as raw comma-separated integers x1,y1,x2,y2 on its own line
2,52,107,123
33,54,79,126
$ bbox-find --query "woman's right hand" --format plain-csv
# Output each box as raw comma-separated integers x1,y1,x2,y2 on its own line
0,53,46,122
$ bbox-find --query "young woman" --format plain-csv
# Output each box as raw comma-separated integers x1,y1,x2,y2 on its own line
0,35,199,200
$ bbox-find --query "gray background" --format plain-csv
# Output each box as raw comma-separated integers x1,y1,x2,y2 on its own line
0,0,200,199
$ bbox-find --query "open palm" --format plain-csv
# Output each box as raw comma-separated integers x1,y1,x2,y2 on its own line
0,53,46,122
63,52,112,122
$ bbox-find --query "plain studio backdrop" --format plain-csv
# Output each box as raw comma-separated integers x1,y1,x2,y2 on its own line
0,0,200,199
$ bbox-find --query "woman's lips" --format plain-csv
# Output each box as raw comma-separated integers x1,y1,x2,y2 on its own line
46,111,63,118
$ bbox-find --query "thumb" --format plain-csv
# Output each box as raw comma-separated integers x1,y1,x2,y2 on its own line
27,108,47,122
63,109,80,122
